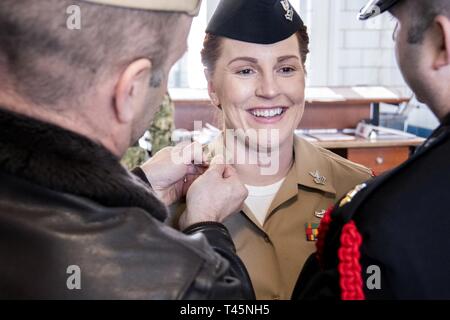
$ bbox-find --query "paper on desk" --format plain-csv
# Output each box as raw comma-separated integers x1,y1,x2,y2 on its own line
308,133,356,142
295,133,318,142
352,86,399,99
295,129,355,142
305,88,345,101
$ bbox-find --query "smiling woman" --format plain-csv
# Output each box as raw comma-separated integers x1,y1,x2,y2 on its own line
173,0,374,300
205,34,306,154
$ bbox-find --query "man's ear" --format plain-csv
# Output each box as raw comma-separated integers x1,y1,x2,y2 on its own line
205,69,220,107
433,15,450,69
114,59,152,124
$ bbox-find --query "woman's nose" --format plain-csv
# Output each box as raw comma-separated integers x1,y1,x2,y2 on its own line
255,73,280,99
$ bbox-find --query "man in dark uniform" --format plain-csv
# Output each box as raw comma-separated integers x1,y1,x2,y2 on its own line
0,0,254,299
293,0,450,299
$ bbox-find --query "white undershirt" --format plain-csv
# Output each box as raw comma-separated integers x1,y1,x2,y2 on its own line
244,178,286,226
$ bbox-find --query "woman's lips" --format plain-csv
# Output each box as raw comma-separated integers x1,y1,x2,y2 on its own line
246,107,288,124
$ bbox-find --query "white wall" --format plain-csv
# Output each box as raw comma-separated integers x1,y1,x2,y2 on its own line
302,0,408,94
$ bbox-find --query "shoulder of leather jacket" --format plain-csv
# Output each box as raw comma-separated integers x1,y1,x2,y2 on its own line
0,107,253,300
0,172,247,299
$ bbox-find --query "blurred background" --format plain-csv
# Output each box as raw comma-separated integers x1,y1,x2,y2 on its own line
171,0,403,91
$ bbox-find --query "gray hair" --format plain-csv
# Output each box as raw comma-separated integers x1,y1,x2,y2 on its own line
0,0,180,108
402,0,450,44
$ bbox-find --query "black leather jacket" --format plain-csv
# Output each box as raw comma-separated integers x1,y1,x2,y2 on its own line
0,107,254,299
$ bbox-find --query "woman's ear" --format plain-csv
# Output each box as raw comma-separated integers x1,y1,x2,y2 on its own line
205,69,221,108
114,58,152,124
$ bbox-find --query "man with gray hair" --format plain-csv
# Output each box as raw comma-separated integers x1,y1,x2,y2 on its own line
0,0,253,299
293,0,450,300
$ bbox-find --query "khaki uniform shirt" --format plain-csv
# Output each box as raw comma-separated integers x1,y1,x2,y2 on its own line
223,136,372,300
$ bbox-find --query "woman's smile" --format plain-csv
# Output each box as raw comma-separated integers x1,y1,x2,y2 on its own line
245,106,289,124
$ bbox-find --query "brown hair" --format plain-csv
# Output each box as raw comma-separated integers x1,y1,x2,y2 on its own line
201,24,310,74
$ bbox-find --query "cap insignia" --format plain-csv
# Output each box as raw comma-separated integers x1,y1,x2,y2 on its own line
280,0,294,21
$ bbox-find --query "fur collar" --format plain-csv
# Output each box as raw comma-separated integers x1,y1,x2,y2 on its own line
0,107,167,222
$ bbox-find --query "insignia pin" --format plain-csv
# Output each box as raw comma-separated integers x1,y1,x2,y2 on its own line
280,0,294,21
314,209,326,219
309,170,326,185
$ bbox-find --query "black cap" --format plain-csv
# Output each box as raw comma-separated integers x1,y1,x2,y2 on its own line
206,0,304,45
358,0,401,20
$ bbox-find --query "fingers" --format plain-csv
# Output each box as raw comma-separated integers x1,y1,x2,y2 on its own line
171,140,191,154
173,142,207,165
185,164,208,176
181,174,201,196
210,154,225,166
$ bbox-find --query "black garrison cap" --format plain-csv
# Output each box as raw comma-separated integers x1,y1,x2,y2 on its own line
206,0,304,45
358,0,401,20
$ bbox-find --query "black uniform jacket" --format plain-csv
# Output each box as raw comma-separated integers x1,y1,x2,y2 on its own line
293,113,450,300
0,107,254,299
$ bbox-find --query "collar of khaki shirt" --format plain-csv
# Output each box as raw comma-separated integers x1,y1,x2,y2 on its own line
214,136,338,228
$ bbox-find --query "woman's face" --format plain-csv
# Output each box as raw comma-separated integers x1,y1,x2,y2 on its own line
208,33,305,150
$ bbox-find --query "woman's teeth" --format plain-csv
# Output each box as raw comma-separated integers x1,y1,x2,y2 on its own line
250,108,284,118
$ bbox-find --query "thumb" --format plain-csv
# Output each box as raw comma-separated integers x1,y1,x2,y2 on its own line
223,165,238,179
208,154,226,176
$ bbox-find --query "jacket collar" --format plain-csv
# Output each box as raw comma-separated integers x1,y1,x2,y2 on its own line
0,107,167,222
263,137,337,218
294,136,337,195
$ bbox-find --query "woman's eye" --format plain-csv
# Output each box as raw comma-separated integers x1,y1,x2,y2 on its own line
237,68,255,75
279,66,295,73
